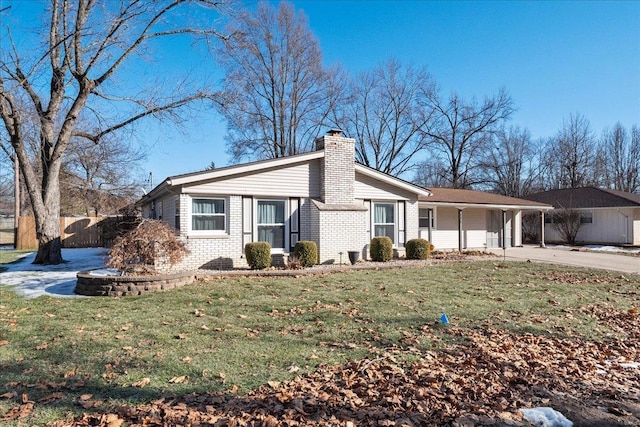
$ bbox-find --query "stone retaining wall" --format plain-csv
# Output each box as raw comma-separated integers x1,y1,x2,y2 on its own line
75,271,196,297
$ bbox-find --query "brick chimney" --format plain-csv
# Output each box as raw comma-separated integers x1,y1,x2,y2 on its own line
315,129,355,205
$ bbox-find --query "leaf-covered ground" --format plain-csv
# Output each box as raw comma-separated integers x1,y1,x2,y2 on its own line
35,305,639,427
1,261,639,426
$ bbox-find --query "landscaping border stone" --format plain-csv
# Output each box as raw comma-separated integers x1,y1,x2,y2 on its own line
75,270,196,296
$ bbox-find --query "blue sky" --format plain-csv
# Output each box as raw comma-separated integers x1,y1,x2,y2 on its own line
3,1,639,187
152,0,640,183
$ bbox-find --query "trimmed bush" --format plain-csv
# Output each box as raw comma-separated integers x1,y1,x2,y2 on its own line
370,236,393,262
245,242,271,269
406,238,432,260
293,241,318,267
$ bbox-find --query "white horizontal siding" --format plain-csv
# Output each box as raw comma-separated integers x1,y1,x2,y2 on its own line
464,208,487,249
576,208,633,244
634,209,640,245
186,160,321,198
355,173,413,200
430,229,459,250
545,207,636,244
430,207,459,250
418,207,515,250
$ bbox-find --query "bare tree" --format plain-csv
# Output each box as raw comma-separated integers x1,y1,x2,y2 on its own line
0,0,228,264
61,134,147,216
419,87,515,189
216,1,340,161
412,157,451,188
600,123,640,193
542,113,599,189
0,149,13,214
336,59,434,176
550,209,582,244
479,126,541,197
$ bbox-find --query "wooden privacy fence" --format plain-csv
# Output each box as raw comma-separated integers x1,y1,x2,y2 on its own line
17,216,106,250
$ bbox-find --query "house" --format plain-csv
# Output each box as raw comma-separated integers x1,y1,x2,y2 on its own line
138,130,552,270
138,130,430,269
523,187,640,245
418,188,552,251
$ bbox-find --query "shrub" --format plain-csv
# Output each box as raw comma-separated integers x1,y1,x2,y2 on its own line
107,219,189,274
245,242,271,269
370,236,393,262
406,238,432,260
98,215,141,247
293,241,318,267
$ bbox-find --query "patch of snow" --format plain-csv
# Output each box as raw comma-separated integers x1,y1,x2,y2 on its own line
584,245,640,254
619,361,640,369
88,268,121,276
597,359,640,372
0,248,108,298
520,407,573,427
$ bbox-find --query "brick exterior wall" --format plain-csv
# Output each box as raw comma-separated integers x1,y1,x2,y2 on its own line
316,133,355,205
405,198,420,243
317,209,368,264
163,195,247,271
301,198,318,243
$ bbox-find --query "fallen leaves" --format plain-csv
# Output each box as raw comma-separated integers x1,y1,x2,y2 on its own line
168,375,188,384
40,305,639,426
3,298,639,426
131,378,150,388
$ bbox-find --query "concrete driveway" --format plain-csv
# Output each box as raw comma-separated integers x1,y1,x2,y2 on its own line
490,245,640,275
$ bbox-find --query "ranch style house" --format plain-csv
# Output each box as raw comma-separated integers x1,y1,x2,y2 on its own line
138,130,551,270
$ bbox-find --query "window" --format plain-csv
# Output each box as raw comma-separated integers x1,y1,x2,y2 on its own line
419,208,435,228
191,198,225,232
580,212,593,224
374,203,395,243
257,200,285,249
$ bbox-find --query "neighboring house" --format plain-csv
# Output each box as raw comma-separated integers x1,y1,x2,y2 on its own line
138,130,431,270
523,187,640,245
418,188,552,251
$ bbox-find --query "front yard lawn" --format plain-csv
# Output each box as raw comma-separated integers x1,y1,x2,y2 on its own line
1,260,638,426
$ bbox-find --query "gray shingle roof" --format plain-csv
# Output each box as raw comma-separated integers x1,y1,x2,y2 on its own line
523,187,640,209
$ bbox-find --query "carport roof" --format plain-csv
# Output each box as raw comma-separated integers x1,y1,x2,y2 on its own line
419,188,552,209
523,187,640,209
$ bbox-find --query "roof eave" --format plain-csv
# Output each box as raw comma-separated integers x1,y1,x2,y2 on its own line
419,201,554,210
168,151,324,186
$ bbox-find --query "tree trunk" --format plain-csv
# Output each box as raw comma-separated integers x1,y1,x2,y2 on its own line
34,221,64,264
30,151,65,265
33,202,64,265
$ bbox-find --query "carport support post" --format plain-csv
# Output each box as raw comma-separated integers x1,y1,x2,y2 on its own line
457,208,463,252
501,210,507,249
427,208,433,243
502,210,507,261
540,210,546,248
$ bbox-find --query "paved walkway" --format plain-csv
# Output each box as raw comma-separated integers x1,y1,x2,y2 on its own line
490,245,640,275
